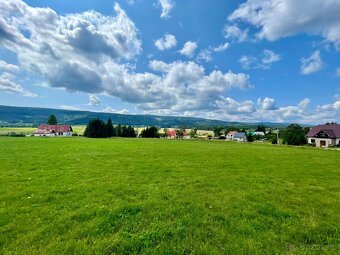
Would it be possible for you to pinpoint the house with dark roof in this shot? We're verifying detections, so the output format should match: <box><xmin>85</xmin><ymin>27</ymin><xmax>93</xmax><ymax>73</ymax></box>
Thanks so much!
<box><xmin>33</xmin><ymin>124</ymin><xmax>73</xmax><ymax>137</ymax></box>
<box><xmin>306</xmin><ymin>124</ymin><xmax>340</xmax><ymax>147</ymax></box>
<box><xmin>233</xmin><ymin>132</ymin><xmax>247</xmax><ymax>142</ymax></box>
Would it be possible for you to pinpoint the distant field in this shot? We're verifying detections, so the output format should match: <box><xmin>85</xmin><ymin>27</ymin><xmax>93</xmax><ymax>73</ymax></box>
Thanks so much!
<box><xmin>0</xmin><ymin>126</ymin><xmax>86</xmax><ymax>136</ymax></box>
<box><xmin>0</xmin><ymin>137</ymin><xmax>339</xmax><ymax>254</ymax></box>
<box><xmin>0</xmin><ymin>127</ymin><xmax>35</xmax><ymax>135</ymax></box>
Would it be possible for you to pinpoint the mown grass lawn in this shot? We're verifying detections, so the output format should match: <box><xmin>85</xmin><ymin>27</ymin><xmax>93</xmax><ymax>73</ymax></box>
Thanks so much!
<box><xmin>0</xmin><ymin>137</ymin><xmax>339</xmax><ymax>254</ymax></box>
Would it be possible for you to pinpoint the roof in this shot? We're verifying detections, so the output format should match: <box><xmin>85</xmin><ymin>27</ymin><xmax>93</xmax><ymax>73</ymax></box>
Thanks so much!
<box><xmin>306</xmin><ymin>124</ymin><xmax>340</xmax><ymax>139</ymax></box>
<box><xmin>227</xmin><ymin>131</ymin><xmax>237</xmax><ymax>136</ymax></box>
<box><xmin>34</xmin><ymin>124</ymin><xmax>72</xmax><ymax>134</ymax></box>
<box><xmin>234</xmin><ymin>132</ymin><xmax>246</xmax><ymax>138</ymax></box>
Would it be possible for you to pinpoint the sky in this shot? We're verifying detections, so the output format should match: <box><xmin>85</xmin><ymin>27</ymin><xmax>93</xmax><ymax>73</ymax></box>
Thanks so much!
<box><xmin>0</xmin><ymin>0</ymin><xmax>339</xmax><ymax>124</ymax></box>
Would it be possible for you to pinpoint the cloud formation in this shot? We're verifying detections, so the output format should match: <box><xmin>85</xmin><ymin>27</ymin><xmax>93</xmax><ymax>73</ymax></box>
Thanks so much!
<box><xmin>89</xmin><ymin>95</ymin><xmax>101</xmax><ymax>106</ymax></box>
<box><xmin>228</xmin><ymin>0</ymin><xmax>340</xmax><ymax>49</ymax></box>
<box><xmin>301</xmin><ymin>51</ymin><xmax>324</xmax><ymax>75</ymax></box>
<box><xmin>158</xmin><ymin>0</ymin><xmax>175</xmax><ymax>19</ymax></box>
<box><xmin>179</xmin><ymin>41</ymin><xmax>197</xmax><ymax>58</ymax></box>
<box><xmin>240</xmin><ymin>50</ymin><xmax>281</xmax><ymax>69</ymax></box>
<box><xmin>155</xmin><ymin>34</ymin><xmax>177</xmax><ymax>50</ymax></box>
<box><xmin>0</xmin><ymin>73</ymin><xmax>37</xmax><ymax>97</ymax></box>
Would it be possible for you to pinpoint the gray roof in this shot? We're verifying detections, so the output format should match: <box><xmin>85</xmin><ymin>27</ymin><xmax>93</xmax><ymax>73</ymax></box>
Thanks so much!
<box><xmin>234</xmin><ymin>132</ymin><xmax>246</xmax><ymax>138</ymax></box>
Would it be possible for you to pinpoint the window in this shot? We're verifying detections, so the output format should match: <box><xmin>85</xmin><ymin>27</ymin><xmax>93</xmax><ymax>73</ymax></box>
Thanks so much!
<box><xmin>320</xmin><ymin>140</ymin><xmax>326</xmax><ymax>146</ymax></box>
<box><xmin>311</xmin><ymin>139</ymin><xmax>315</xmax><ymax>143</ymax></box>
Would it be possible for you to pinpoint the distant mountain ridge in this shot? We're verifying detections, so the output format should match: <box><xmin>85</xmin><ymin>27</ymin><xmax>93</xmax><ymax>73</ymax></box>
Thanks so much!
<box><xmin>0</xmin><ymin>105</ymin><xmax>288</xmax><ymax>128</ymax></box>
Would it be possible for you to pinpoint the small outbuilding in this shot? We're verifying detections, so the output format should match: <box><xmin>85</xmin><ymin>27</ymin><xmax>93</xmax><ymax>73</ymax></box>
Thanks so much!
<box><xmin>33</xmin><ymin>124</ymin><xmax>73</xmax><ymax>137</ymax></box>
<box><xmin>306</xmin><ymin>124</ymin><xmax>340</xmax><ymax>147</ymax></box>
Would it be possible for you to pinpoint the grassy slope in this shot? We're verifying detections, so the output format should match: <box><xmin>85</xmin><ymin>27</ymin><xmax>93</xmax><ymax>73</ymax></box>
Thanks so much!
<box><xmin>0</xmin><ymin>138</ymin><xmax>339</xmax><ymax>254</ymax></box>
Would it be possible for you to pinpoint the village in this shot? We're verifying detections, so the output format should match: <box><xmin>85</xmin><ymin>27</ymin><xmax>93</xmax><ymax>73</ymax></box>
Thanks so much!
<box><xmin>31</xmin><ymin>116</ymin><xmax>340</xmax><ymax>148</ymax></box>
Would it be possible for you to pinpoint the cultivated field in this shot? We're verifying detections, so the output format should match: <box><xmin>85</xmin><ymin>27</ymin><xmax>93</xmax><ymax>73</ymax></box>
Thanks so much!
<box><xmin>0</xmin><ymin>137</ymin><xmax>339</xmax><ymax>254</ymax></box>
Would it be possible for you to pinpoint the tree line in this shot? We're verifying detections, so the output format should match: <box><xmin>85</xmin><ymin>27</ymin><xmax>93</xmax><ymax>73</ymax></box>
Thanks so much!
<box><xmin>84</xmin><ymin>118</ymin><xmax>136</xmax><ymax>138</ymax></box>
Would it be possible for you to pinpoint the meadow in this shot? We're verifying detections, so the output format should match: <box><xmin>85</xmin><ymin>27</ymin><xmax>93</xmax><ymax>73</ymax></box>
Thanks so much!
<box><xmin>0</xmin><ymin>137</ymin><xmax>339</xmax><ymax>254</ymax></box>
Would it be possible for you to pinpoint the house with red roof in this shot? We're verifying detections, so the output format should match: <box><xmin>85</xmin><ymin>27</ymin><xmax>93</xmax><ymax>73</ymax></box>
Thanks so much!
<box><xmin>33</xmin><ymin>124</ymin><xmax>73</xmax><ymax>137</ymax></box>
<box><xmin>306</xmin><ymin>124</ymin><xmax>340</xmax><ymax>147</ymax></box>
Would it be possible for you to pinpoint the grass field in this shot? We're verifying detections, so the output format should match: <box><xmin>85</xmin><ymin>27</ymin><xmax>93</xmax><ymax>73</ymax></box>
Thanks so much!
<box><xmin>0</xmin><ymin>137</ymin><xmax>339</xmax><ymax>254</ymax></box>
<box><xmin>0</xmin><ymin>126</ymin><xmax>86</xmax><ymax>136</ymax></box>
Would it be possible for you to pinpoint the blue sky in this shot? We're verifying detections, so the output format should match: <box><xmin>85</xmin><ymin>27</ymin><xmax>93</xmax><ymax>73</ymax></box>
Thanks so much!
<box><xmin>0</xmin><ymin>0</ymin><xmax>339</xmax><ymax>124</ymax></box>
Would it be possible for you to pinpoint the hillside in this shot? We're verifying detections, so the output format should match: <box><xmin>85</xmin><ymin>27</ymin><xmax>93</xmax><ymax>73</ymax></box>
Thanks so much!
<box><xmin>0</xmin><ymin>105</ymin><xmax>286</xmax><ymax>129</ymax></box>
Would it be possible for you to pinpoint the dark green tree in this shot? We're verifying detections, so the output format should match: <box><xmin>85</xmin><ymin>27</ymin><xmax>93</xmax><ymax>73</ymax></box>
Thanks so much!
<box><xmin>246</xmin><ymin>132</ymin><xmax>254</xmax><ymax>142</ymax></box>
<box><xmin>140</xmin><ymin>126</ymin><xmax>160</xmax><ymax>138</ymax></box>
<box><xmin>84</xmin><ymin>118</ymin><xmax>107</xmax><ymax>138</ymax></box>
<box><xmin>106</xmin><ymin>118</ymin><xmax>114</xmax><ymax>137</ymax></box>
<box><xmin>47</xmin><ymin>114</ymin><xmax>58</xmax><ymax>125</ymax></box>
<box><xmin>212</xmin><ymin>126</ymin><xmax>224</xmax><ymax>138</ymax></box>
<box><xmin>116</xmin><ymin>124</ymin><xmax>122</xmax><ymax>137</ymax></box>
<box><xmin>282</xmin><ymin>124</ymin><xmax>307</xmax><ymax>145</ymax></box>
<box><xmin>256</xmin><ymin>124</ymin><xmax>266</xmax><ymax>134</ymax></box>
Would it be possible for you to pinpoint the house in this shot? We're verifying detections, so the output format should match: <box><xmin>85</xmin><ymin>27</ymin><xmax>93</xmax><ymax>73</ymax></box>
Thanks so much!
<box><xmin>306</xmin><ymin>124</ymin><xmax>340</xmax><ymax>147</ymax></box>
<box><xmin>226</xmin><ymin>131</ymin><xmax>237</xmax><ymax>141</ymax></box>
<box><xmin>252</xmin><ymin>131</ymin><xmax>265</xmax><ymax>136</ymax></box>
<box><xmin>233</xmin><ymin>132</ymin><xmax>247</xmax><ymax>142</ymax></box>
<box><xmin>166</xmin><ymin>129</ymin><xmax>189</xmax><ymax>139</ymax></box>
<box><xmin>33</xmin><ymin>124</ymin><xmax>73</xmax><ymax>137</ymax></box>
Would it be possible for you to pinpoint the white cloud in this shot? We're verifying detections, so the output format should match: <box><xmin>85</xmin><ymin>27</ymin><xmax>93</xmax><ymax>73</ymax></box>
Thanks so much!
<box><xmin>223</xmin><ymin>25</ymin><xmax>248</xmax><ymax>42</ymax></box>
<box><xmin>89</xmin><ymin>95</ymin><xmax>101</xmax><ymax>106</ymax></box>
<box><xmin>223</xmin><ymin>97</ymin><xmax>255</xmax><ymax>114</ymax></box>
<box><xmin>0</xmin><ymin>73</ymin><xmax>37</xmax><ymax>97</ymax></box>
<box><xmin>239</xmin><ymin>50</ymin><xmax>281</xmax><ymax>69</ymax></box>
<box><xmin>154</xmin><ymin>33</ymin><xmax>177</xmax><ymax>50</ymax></box>
<box><xmin>213</xmin><ymin>43</ymin><xmax>230</xmax><ymax>52</ymax></box>
<box><xmin>158</xmin><ymin>0</ymin><xmax>175</xmax><ymax>19</ymax></box>
<box><xmin>257</xmin><ymin>97</ymin><xmax>277</xmax><ymax>110</ymax></box>
<box><xmin>103</xmin><ymin>107</ymin><xmax>129</xmax><ymax>114</ymax></box>
<box><xmin>228</xmin><ymin>0</ymin><xmax>340</xmax><ymax>50</ymax></box>
<box><xmin>0</xmin><ymin>60</ymin><xmax>19</xmax><ymax>72</ymax></box>
<box><xmin>179</xmin><ymin>41</ymin><xmax>197</xmax><ymax>58</ymax></box>
<box><xmin>196</xmin><ymin>49</ymin><xmax>212</xmax><ymax>63</ymax></box>
<box><xmin>301</xmin><ymin>51</ymin><xmax>324</xmax><ymax>75</ymax></box>
<box><xmin>60</xmin><ymin>105</ymin><xmax>82</xmax><ymax>111</ymax></box>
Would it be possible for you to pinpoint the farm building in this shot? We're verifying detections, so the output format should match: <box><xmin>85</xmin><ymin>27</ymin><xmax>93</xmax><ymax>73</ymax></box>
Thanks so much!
<box><xmin>306</xmin><ymin>124</ymin><xmax>340</xmax><ymax>147</ymax></box>
<box><xmin>33</xmin><ymin>124</ymin><xmax>73</xmax><ymax>137</ymax></box>
<box><xmin>233</xmin><ymin>132</ymin><xmax>247</xmax><ymax>142</ymax></box>
<box><xmin>226</xmin><ymin>131</ymin><xmax>237</xmax><ymax>140</ymax></box>
<box><xmin>226</xmin><ymin>131</ymin><xmax>247</xmax><ymax>142</ymax></box>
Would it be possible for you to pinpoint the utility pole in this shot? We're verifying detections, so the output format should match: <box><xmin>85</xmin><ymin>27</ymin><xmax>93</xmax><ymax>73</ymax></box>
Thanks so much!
<box><xmin>277</xmin><ymin>129</ymin><xmax>279</xmax><ymax>145</ymax></box>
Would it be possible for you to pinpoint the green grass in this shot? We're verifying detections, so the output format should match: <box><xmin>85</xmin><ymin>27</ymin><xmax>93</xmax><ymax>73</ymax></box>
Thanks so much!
<box><xmin>0</xmin><ymin>137</ymin><xmax>339</xmax><ymax>254</ymax></box>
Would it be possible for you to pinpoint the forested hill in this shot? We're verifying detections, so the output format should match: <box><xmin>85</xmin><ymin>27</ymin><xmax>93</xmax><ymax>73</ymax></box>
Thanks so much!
<box><xmin>0</xmin><ymin>105</ymin><xmax>286</xmax><ymax>128</ymax></box>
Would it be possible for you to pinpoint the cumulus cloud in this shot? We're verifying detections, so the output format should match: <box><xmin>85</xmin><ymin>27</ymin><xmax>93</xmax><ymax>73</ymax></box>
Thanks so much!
<box><xmin>228</xmin><ymin>0</ymin><xmax>340</xmax><ymax>49</ymax></box>
<box><xmin>103</xmin><ymin>107</ymin><xmax>129</xmax><ymax>114</ymax></box>
<box><xmin>196</xmin><ymin>49</ymin><xmax>212</xmax><ymax>63</ymax></box>
<box><xmin>89</xmin><ymin>95</ymin><xmax>101</xmax><ymax>106</ymax></box>
<box><xmin>224</xmin><ymin>25</ymin><xmax>248</xmax><ymax>42</ymax></box>
<box><xmin>257</xmin><ymin>97</ymin><xmax>277</xmax><ymax>110</ymax></box>
<box><xmin>154</xmin><ymin>33</ymin><xmax>177</xmax><ymax>50</ymax></box>
<box><xmin>301</xmin><ymin>51</ymin><xmax>324</xmax><ymax>75</ymax></box>
<box><xmin>0</xmin><ymin>73</ymin><xmax>37</xmax><ymax>97</ymax></box>
<box><xmin>0</xmin><ymin>0</ymin><xmax>141</xmax><ymax>94</ymax></box>
<box><xmin>158</xmin><ymin>0</ymin><xmax>175</xmax><ymax>19</ymax></box>
<box><xmin>240</xmin><ymin>50</ymin><xmax>281</xmax><ymax>69</ymax></box>
<box><xmin>179</xmin><ymin>41</ymin><xmax>197</xmax><ymax>58</ymax></box>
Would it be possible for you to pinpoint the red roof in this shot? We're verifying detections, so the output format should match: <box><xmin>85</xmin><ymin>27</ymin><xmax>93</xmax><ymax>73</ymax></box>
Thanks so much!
<box><xmin>34</xmin><ymin>124</ymin><xmax>72</xmax><ymax>134</ymax></box>
<box><xmin>306</xmin><ymin>124</ymin><xmax>340</xmax><ymax>138</ymax></box>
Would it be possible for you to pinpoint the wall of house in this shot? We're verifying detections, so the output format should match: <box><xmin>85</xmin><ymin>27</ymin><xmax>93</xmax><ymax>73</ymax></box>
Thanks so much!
<box><xmin>308</xmin><ymin>137</ymin><xmax>335</xmax><ymax>147</ymax></box>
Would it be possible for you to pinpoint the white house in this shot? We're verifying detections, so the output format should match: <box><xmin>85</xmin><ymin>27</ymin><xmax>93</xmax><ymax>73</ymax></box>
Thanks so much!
<box><xmin>33</xmin><ymin>124</ymin><xmax>73</xmax><ymax>137</ymax></box>
<box><xmin>306</xmin><ymin>124</ymin><xmax>340</xmax><ymax>147</ymax></box>
<box><xmin>226</xmin><ymin>131</ymin><xmax>237</xmax><ymax>141</ymax></box>
<box><xmin>233</xmin><ymin>132</ymin><xmax>247</xmax><ymax>142</ymax></box>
